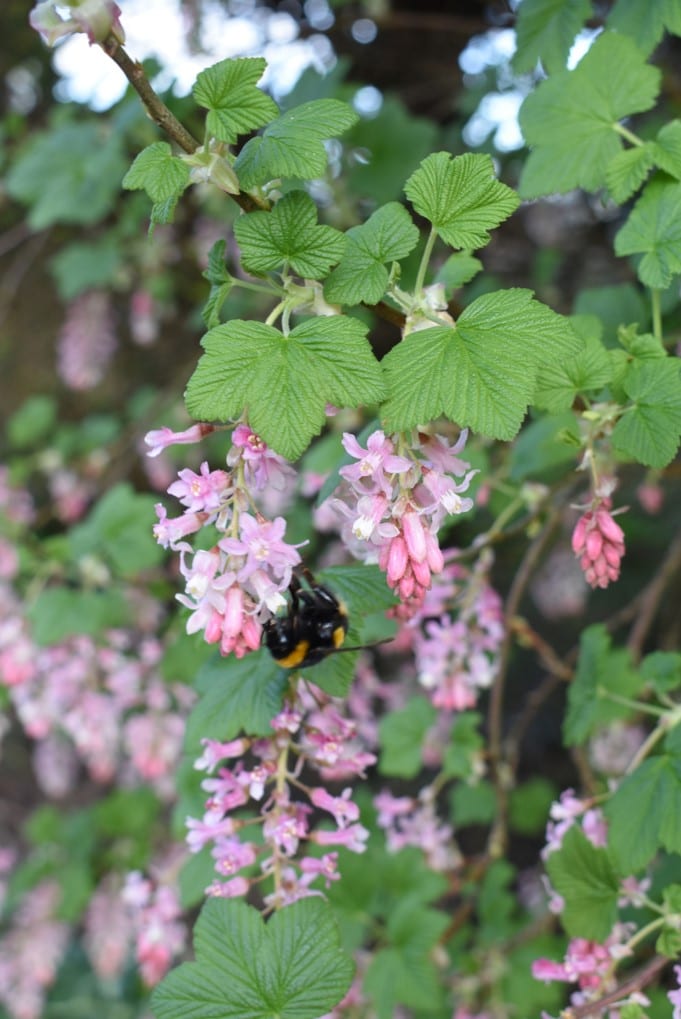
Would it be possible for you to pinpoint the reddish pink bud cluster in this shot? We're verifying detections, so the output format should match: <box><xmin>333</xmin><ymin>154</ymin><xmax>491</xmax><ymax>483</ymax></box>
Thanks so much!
<box><xmin>571</xmin><ymin>498</ymin><xmax>626</xmax><ymax>589</ymax></box>
<box><xmin>321</xmin><ymin>428</ymin><xmax>477</xmax><ymax>617</ymax></box>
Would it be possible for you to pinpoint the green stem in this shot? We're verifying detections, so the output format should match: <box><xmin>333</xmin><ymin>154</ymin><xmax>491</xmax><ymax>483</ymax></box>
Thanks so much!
<box><xmin>651</xmin><ymin>288</ymin><xmax>662</xmax><ymax>343</ymax></box>
<box><xmin>626</xmin><ymin>721</ymin><xmax>667</xmax><ymax>774</ymax></box>
<box><xmin>597</xmin><ymin>688</ymin><xmax>665</xmax><ymax>717</ymax></box>
<box><xmin>612</xmin><ymin>122</ymin><xmax>645</xmax><ymax>147</ymax></box>
<box><xmin>265</xmin><ymin>301</ymin><xmax>286</xmax><ymax>327</ymax></box>
<box><xmin>235</xmin><ymin>278</ymin><xmax>284</xmax><ymax>298</ymax></box>
<box><xmin>625</xmin><ymin>916</ymin><xmax>665</xmax><ymax>953</ymax></box>
<box><xmin>414</xmin><ymin>225</ymin><xmax>438</xmax><ymax>295</ymax></box>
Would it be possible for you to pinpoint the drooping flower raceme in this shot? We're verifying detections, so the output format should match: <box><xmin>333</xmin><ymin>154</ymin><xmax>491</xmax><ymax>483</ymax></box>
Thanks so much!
<box><xmin>320</xmin><ymin>428</ymin><xmax>477</xmax><ymax>617</ymax></box>
<box><xmin>148</xmin><ymin>422</ymin><xmax>301</xmax><ymax>658</ymax></box>
<box><xmin>532</xmin><ymin>925</ymin><xmax>642</xmax><ymax>1016</ymax></box>
<box><xmin>186</xmin><ymin>680</ymin><xmax>372</xmax><ymax>907</ymax></box>
<box><xmin>571</xmin><ymin>495</ymin><xmax>626</xmax><ymax>590</ymax></box>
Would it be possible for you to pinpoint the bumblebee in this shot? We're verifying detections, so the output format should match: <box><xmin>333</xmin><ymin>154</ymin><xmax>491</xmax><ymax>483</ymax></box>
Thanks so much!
<box><xmin>264</xmin><ymin>569</ymin><xmax>350</xmax><ymax>669</ymax></box>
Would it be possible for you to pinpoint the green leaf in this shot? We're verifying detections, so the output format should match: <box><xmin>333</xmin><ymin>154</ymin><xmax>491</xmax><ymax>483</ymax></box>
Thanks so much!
<box><xmin>641</xmin><ymin>651</ymin><xmax>681</xmax><ymax>696</ymax></box>
<box><xmin>404</xmin><ymin>152</ymin><xmax>519</xmax><ymax>249</ymax></box>
<box><xmin>435</xmin><ymin>252</ymin><xmax>483</xmax><ymax>292</ymax></box>
<box><xmin>605</xmin><ymin>143</ymin><xmax>656</xmax><ymax>204</ymax></box>
<box><xmin>545</xmin><ymin>826</ymin><xmax>620</xmax><ymax>941</ymax></box>
<box><xmin>151</xmin><ymin>898</ymin><xmax>354</xmax><ymax>1019</ymax></box>
<box><xmin>378</xmin><ymin>697</ymin><xmax>437</xmax><ymax>778</ymax></box>
<box><xmin>478</xmin><ymin>860</ymin><xmax>517</xmax><ymax>945</ymax></box>
<box><xmin>451</xmin><ymin>780</ymin><xmax>497</xmax><ymax>827</ymax></box>
<box><xmin>612</xmin><ymin>358</ymin><xmax>681</xmax><ymax>468</ymax></box>
<box><xmin>509</xmin><ymin>777</ymin><xmax>557</xmax><ymax>836</ymax></box>
<box><xmin>534</xmin><ymin>315</ymin><xmax>612</xmax><ymax>412</ymax></box>
<box><xmin>607</xmin><ymin>0</ymin><xmax>681</xmax><ymax>57</ymax></box>
<box><xmin>193</xmin><ymin>57</ymin><xmax>279</xmax><ymax>143</ymax></box>
<box><xmin>123</xmin><ymin>141</ymin><xmax>190</xmax><ymax>223</ymax></box>
<box><xmin>233</xmin><ymin>191</ymin><xmax>345</xmax><ymax>278</ymax></box>
<box><xmin>179</xmin><ymin>848</ymin><xmax>218</xmax><ymax>910</ymax></box>
<box><xmin>615</xmin><ymin>177</ymin><xmax>681</xmax><ymax>288</ymax></box>
<box><xmin>201</xmin><ymin>239</ymin><xmax>235</xmax><ymax>328</ymax></box>
<box><xmin>518</xmin><ymin>32</ymin><xmax>660</xmax><ymax>198</ymax></box>
<box><xmin>381</xmin><ymin>289</ymin><xmax>581</xmax><ymax>439</ymax></box>
<box><xmin>508</xmin><ymin>412</ymin><xmax>578</xmax><ymax>482</ymax></box>
<box><xmin>234</xmin><ymin>99</ymin><xmax>358</xmax><ymax>188</ymax></box>
<box><xmin>7</xmin><ymin>395</ymin><xmax>57</xmax><ymax>449</ymax></box>
<box><xmin>573</xmin><ymin>283</ymin><xmax>649</xmax><ymax>345</ymax></box>
<box><xmin>49</xmin><ymin>239</ymin><xmax>123</xmax><ymax>301</ymax></box>
<box><xmin>564</xmin><ymin>625</ymin><xmax>641</xmax><ymax>746</ymax></box>
<box><xmin>186</xmin><ymin>651</ymin><xmax>289</xmax><ymax>750</ymax></box>
<box><xmin>68</xmin><ymin>483</ymin><xmax>165</xmax><ymax>577</ymax></box>
<box><xmin>652</xmin><ymin>120</ymin><xmax>681</xmax><ymax>179</ymax></box>
<box><xmin>323</xmin><ymin>202</ymin><xmax>419</xmax><ymax>305</ymax></box>
<box><xmin>442</xmin><ymin>712</ymin><xmax>484</xmax><ymax>779</ymax></box>
<box><xmin>185</xmin><ymin>317</ymin><xmax>384</xmax><ymax>460</ymax></box>
<box><xmin>513</xmin><ymin>0</ymin><xmax>590</xmax><ymax>74</ymax></box>
<box><xmin>364</xmin><ymin>901</ymin><xmax>448</xmax><ymax>1017</ymax></box>
<box><xmin>6</xmin><ymin>121</ymin><xmax>127</xmax><ymax>228</ymax></box>
<box><xmin>605</xmin><ymin>755</ymin><xmax>681</xmax><ymax>873</ymax></box>
<box><xmin>27</xmin><ymin>587</ymin><xmax>129</xmax><ymax>644</ymax></box>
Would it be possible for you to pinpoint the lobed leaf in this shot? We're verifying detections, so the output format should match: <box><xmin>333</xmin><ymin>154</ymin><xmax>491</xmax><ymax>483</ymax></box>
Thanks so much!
<box><xmin>234</xmin><ymin>99</ymin><xmax>358</xmax><ymax>188</ymax></box>
<box><xmin>234</xmin><ymin>190</ymin><xmax>345</xmax><ymax>278</ymax></box>
<box><xmin>185</xmin><ymin>317</ymin><xmax>384</xmax><ymax>460</ymax></box>
<box><xmin>606</xmin><ymin>755</ymin><xmax>681</xmax><ymax>873</ymax></box>
<box><xmin>152</xmin><ymin>898</ymin><xmax>354</xmax><ymax>1019</ymax></box>
<box><xmin>563</xmin><ymin>625</ymin><xmax>641</xmax><ymax>746</ymax></box>
<box><xmin>518</xmin><ymin>32</ymin><xmax>660</xmax><ymax>197</ymax></box>
<box><xmin>324</xmin><ymin>202</ymin><xmax>419</xmax><ymax>305</ymax></box>
<box><xmin>123</xmin><ymin>141</ymin><xmax>190</xmax><ymax>201</ymax></box>
<box><xmin>614</xmin><ymin>177</ymin><xmax>681</xmax><ymax>288</ymax></box>
<box><xmin>612</xmin><ymin>357</ymin><xmax>681</xmax><ymax>468</ymax></box>
<box><xmin>381</xmin><ymin>289</ymin><xmax>581</xmax><ymax>439</ymax></box>
<box><xmin>193</xmin><ymin>57</ymin><xmax>278</xmax><ymax>143</ymax></box>
<box><xmin>534</xmin><ymin>316</ymin><xmax>612</xmax><ymax>412</ymax></box>
<box><xmin>545</xmin><ymin>827</ymin><xmax>620</xmax><ymax>941</ymax></box>
<box><xmin>607</xmin><ymin>0</ymin><xmax>681</xmax><ymax>57</ymax></box>
<box><xmin>404</xmin><ymin>152</ymin><xmax>519</xmax><ymax>249</ymax></box>
<box><xmin>513</xmin><ymin>0</ymin><xmax>591</xmax><ymax>74</ymax></box>
<box><xmin>605</xmin><ymin>144</ymin><xmax>656</xmax><ymax>204</ymax></box>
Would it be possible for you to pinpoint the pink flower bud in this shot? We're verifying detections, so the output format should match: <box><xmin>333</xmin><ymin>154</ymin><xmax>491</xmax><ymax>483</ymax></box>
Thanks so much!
<box><xmin>402</xmin><ymin>511</ymin><xmax>427</xmax><ymax>562</ymax></box>
<box><xmin>386</xmin><ymin>535</ymin><xmax>408</xmax><ymax>584</ymax></box>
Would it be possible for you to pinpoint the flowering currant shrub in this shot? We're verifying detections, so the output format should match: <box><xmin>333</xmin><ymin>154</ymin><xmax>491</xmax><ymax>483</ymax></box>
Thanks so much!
<box><xmin>2</xmin><ymin>0</ymin><xmax>681</xmax><ymax>1017</ymax></box>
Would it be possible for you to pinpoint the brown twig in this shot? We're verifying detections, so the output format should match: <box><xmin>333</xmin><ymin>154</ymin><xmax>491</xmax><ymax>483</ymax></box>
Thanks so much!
<box><xmin>564</xmin><ymin>954</ymin><xmax>669</xmax><ymax>1018</ymax></box>
<box><xmin>100</xmin><ymin>36</ymin><xmax>266</xmax><ymax>213</ymax></box>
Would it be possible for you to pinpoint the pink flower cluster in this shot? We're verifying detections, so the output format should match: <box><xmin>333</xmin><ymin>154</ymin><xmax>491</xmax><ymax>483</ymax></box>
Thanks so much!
<box><xmin>572</xmin><ymin>496</ymin><xmax>626</xmax><ymax>590</ymax></box>
<box><xmin>121</xmin><ymin>870</ymin><xmax>187</xmax><ymax>986</ymax></box>
<box><xmin>186</xmin><ymin>681</ymin><xmax>374</xmax><ymax>907</ymax></box>
<box><xmin>321</xmin><ymin>428</ymin><xmax>477</xmax><ymax>617</ymax></box>
<box><xmin>374</xmin><ymin>789</ymin><xmax>460</xmax><ymax>873</ymax></box>
<box><xmin>409</xmin><ymin>550</ymin><xmax>503</xmax><ymax>711</ymax></box>
<box><xmin>542</xmin><ymin>788</ymin><xmax>608</xmax><ymax>860</ymax></box>
<box><xmin>56</xmin><ymin>291</ymin><xmax>118</xmax><ymax>391</ymax></box>
<box><xmin>0</xmin><ymin>578</ymin><xmax>190</xmax><ymax>797</ymax></box>
<box><xmin>148</xmin><ymin>423</ymin><xmax>301</xmax><ymax>658</ymax></box>
<box><xmin>532</xmin><ymin>926</ymin><xmax>640</xmax><ymax>1015</ymax></box>
<box><xmin>0</xmin><ymin>881</ymin><xmax>70</xmax><ymax>1019</ymax></box>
